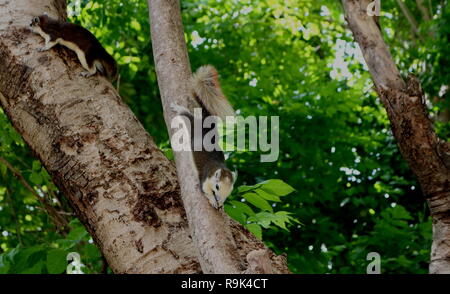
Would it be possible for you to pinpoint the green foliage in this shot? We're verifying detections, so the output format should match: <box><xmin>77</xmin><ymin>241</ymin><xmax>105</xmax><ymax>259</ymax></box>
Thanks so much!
<box><xmin>0</xmin><ymin>220</ymin><xmax>103</xmax><ymax>273</ymax></box>
<box><xmin>0</xmin><ymin>0</ymin><xmax>446</xmax><ymax>273</ymax></box>
<box><xmin>225</xmin><ymin>180</ymin><xmax>299</xmax><ymax>239</ymax></box>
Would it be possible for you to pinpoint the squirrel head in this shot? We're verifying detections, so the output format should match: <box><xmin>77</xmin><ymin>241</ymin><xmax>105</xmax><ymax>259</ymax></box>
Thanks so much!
<box><xmin>202</xmin><ymin>168</ymin><xmax>236</xmax><ymax>209</ymax></box>
<box><xmin>30</xmin><ymin>14</ymin><xmax>50</xmax><ymax>28</ymax></box>
<box><xmin>29</xmin><ymin>14</ymin><xmax>52</xmax><ymax>35</ymax></box>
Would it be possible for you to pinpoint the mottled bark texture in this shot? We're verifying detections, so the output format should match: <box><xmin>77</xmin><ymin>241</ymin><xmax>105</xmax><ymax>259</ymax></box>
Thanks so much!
<box><xmin>342</xmin><ymin>0</ymin><xmax>450</xmax><ymax>273</ymax></box>
<box><xmin>0</xmin><ymin>0</ymin><xmax>201</xmax><ymax>273</ymax></box>
<box><xmin>148</xmin><ymin>0</ymin><xmax>290</xmax><ymax>274</ymax></box>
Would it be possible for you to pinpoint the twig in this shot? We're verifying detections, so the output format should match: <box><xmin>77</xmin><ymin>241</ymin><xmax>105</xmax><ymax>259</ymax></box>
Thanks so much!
<box><xmin>0</xmin><ymin>156</ymin><xmax>68</xmax><ymax>231</ymax></box>
<box><xmin>416</xmin><ymin>0</ymin><xmax>431</xmax><ymax>21</ymax></box>
<box><xmin>5</xmin><ymin>187</ymin><xmax>23</xmax><ymax>246</ymax></box>
<box><xmin>395</xmin><ymin>0</ymin><xmax>424</xmax><ymax>41</ymax></box>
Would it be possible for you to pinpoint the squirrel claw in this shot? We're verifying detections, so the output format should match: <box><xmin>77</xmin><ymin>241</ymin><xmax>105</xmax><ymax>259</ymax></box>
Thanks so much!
<box><xmin>80</xmin><ymin>72</ymin><xmax>95</xmax><ymax>78</ymax></box>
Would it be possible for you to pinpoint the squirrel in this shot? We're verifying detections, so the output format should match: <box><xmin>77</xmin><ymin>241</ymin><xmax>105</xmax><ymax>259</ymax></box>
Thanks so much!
<box><xmin>171</xmin><ymin>65</ymin><xmax>236</xmax><ymax>209</ymax></box>
<box><xmin>29</xmin><ymin>14</ymin><xmax>118</xmax><ymax>82</ymax></box>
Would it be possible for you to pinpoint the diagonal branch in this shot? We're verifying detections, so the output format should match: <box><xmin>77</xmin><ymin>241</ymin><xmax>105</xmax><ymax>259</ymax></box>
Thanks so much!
<box><xmin>395</xmin><ymin>0</ymin><xmax>423</xmax><ymax>40</ymax></box>
<box><xmin>416</xmin><ymin>0</ymin><xmax>432</xmax><ymax>21</ymax></box>
<box><xmin>0</xmin><ymin>156</ymin><xmax>68</xmax><ymax>231</ymax></box>
<box><xmin>5</xmin><ymin>187</ymin><xmax>23</xmax><ymax>246</ymax></box>
<box><xmin>147</xmin><ymin>0</ymin><xmax>290</xmax><ymax>273</ymax></box>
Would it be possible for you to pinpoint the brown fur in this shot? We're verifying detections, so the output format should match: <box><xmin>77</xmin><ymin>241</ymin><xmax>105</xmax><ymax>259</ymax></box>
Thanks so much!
<box><xmin>170</xmin><ymin>66</ymin><xmax>236</xmax><ymax>208</ymax></box>
<box><xmin>30</xmin><ymin>15</ymin><xmax>118</xmax><ymax>81</ymax></box>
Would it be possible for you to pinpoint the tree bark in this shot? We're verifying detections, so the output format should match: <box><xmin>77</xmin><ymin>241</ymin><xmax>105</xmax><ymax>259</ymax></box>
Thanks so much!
<box><xmin>147</xmin><ymin>0</ymin><xmax>290</xmax><ymax>273</ymax></box>
<box><xmin>342</xmin><ymin>0</ymin><xmax>450</xmax><ymax>274</ymax></box>
<box><xmin>0</xmin><ymin>0</ymin><xmax>200</xmax><ymax>274</ymax></box>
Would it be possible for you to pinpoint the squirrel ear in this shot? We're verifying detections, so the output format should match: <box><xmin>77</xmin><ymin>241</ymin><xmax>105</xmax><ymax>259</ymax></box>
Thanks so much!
<box><xmin>214</xmin><ymin>169</ymin><xmax>221</xmax><ymax>179</ymax></box>
<box><xmin>232</xmin><ymin>170</ymin><xmax>238</xmax><ymax>183</ymax></box>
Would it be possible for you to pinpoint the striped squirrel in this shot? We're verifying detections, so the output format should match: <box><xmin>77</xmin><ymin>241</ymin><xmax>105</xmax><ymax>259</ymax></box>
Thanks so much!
<box><xmin>30</xmin><ymin>14</ymin><xmax>118</xmax><ymax>82</ymax></box>
<box><xmin>171</xmin><ymin>65</ymin><xmax>236</xmax><ymax>209</ymax></box>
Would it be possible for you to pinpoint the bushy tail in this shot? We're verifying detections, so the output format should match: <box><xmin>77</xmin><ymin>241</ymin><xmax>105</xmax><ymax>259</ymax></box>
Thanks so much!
<box><xmin>191</xmin><ymin>65</ymin><xmax>234</xmax><ymax>121</ymax></box>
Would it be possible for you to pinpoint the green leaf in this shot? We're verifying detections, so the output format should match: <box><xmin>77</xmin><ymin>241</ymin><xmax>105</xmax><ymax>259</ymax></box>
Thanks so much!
<box><xmin>387</xmin><ymin>205</ymin><xmax>413</xmax><ymax>221</ymax></box>
<box><xmin>242</xmin><ymin>192</ymin><xmax>273</xmax><ymax>212</ymax></box>
<box><xmin>224</xmin><ymin>204</ymin><xmax>246</xmax><ymax>225</ymax></box>
<box><xmin>130</xmin><ymin>19</ymin><xmax>141</xmax><ymax>31</ymax></box>
<box><xmin>248</xmin><ymin>213</ymin><xmax>272</xmax><ymax>229</ymax></box>
<box><xmin>0</xmin><ymin>255</ymin><xmax>10</xmax><ymax>274</ymax></box>
<box><xmin>32</xmin><ymin>160</ymin><xmax>41</xmax><ymax>171</ymax></box>
<box><xmin>229</xmin><ymin>200</ymin><xmax>255</xmax><ymax>216</ymax></box>
<box><xmin>237</xmin><ymin>184</ymin><xmax>260</xmax><ymax>194</ymax></box>
<box><xmin>245</xmin><ymin>223</ymin><xmax>262</xmax><ymax>240</ymax></box>
<box><xmin>85</xmin><ymin>244</ymin><xmax>101</xmax><ymax>260</ymax></box>
<box><xmin>20</xmin><ymin>261</ymin><xmax>44</xmax><ymax>274</ymax></box>
<box><xmin>259</xmin><ymin>179</ymin><xmax>295</xmax><ymax>196</ymax></box>
<box><xmin>47</xmin><ymin>249</ymin><xmax>68</xmax><ymax>274</ymax></box>
<box><xmin>66</xmin><ymin>226</ymin><xmax>88</xmax><ymax>241</ymax></box>
<box><xmin>11</xmin><ymin>247</ymin><xmax>45</xmax><ymax>273</ymax></box>
<box><xmin>29</xmin><ymin>172</ymin><xmax>43</xmax><ymax>185</ymax></box>
<box><xmin>254</xmin><ymin>188</ymin><xmax>281</xmax><ymax>202</ymax></box>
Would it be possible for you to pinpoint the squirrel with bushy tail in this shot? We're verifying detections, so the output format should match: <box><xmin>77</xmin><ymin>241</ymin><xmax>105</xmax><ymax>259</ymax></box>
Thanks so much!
<box><xmin>171</xmin><ymin>65</ymin><xmax>236</xmax><ymax>209</ymax></box>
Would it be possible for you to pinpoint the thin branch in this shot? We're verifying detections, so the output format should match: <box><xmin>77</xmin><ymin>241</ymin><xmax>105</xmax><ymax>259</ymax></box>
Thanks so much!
<box><xmin>0</xmin><ymin>156</ymin><xmax>68</xmax><ymax>231</ymax></box>
<box><xmin>416</xmin><ymin>0</ymin><xmax>431</xmax><ymax>21</ymax></box>
<box><xmin>148</xmin><ymin>0</ymin><xmax>242</xmax><ymax>274</ymax></box>
<box><xmin>147</xmin><ymin>0</ymin><xmax>290</xmax><ymax>274</ymax></box>
<box><xmin>396</xmin><ymin>0</ymin><xmax>424</xmax><ymax>40</ymax></box>
<box><xmin>5</xmin><ymin>187</ymin><xmax>23</xmax><ymax>246</ymax></box>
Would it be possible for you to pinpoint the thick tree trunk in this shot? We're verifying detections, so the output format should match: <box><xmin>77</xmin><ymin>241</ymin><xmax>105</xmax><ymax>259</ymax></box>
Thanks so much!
<box><xmin>342</xmin><ymin>0</ymin><xmax>450</xmax><ymax>273</ymax></box>
<box><xmin>148</xmin><ymin>0</ymin><xmax>290</xmax><ymax>273</ymax></box>
<box><xmin>0</xmin><ymin>0</ymin><xmax>200</xmax><ymax>274</ymax></box>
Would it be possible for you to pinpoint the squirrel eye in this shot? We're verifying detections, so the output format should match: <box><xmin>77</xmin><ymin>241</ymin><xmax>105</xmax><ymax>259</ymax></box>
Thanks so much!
<box><xmin>33</xmin><ymin>17</ymin><xmax>39</xmax><ymax>23</ymax></box>
<box><xmin>215</xmin><ymin>184</ymin><xmax>219</xmax><ymax>190</ymax></box>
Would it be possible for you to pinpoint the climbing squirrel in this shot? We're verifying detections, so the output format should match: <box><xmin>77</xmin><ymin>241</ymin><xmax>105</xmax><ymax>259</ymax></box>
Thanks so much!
<box><xmin>171</xmin><ymin>65</ymin><xmax>236</xmax><ymax>209</ymax></box>
<box><xmin>29</xmin><ymin>14</ymin><xmax>118</xmax><ymax>82</ymax></box>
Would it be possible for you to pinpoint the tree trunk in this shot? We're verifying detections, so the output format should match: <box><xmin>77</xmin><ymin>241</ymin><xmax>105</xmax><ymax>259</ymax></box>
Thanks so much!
<box><xmin>0</xmin><ymin>0</ymin><xmax>200</xmax><ymax>274</ymax></box>
<box><xmin>342</xmin><ymin>0</ymin><xmax>450</xmax><ymax>274</ymax></box>
<box><xmin>147</xmin><ymin>0</ymin><xmax>290</xmax><ymax>273</ymax></box>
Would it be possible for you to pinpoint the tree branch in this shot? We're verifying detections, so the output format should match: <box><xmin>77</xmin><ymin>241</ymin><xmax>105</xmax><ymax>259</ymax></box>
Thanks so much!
<box><xmin>0</xmin><ymin>156</ymin><xmax>68</xmax><ymax>231</ymax></box>
<box><xmin>395</xmin><ymin>0</ymin><xmax>423</xmax><ymax>40</ymax></box>
<box><xmin>147</xmin><ymin>0</ymin><xmax>290</xmax><ymax>273</ymax></box>
<box><xmin>342</xmin><ymin>0</ymin><xmax>450</xmax><ymax>274</ymax></box>
<box><xmin>5</xmin><ymin>187</ymin><xmax>23</xmax><ymax>246</ymax></box>
<box><xmin>416</xmin><ymin>0</ymin><xmax>431</xmax><ymax>21</ymax></box>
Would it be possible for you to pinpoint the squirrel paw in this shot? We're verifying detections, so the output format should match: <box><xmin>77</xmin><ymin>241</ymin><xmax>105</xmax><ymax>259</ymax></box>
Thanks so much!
<box><xmin>206</xmin><ymin>195</ymin><xmax>222</xmax><ymax>210</ymax></box>
<box><xmin>80</xmin><ymin>71</ymin><xmax>95</xmax><ymax>78</ymax></box>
